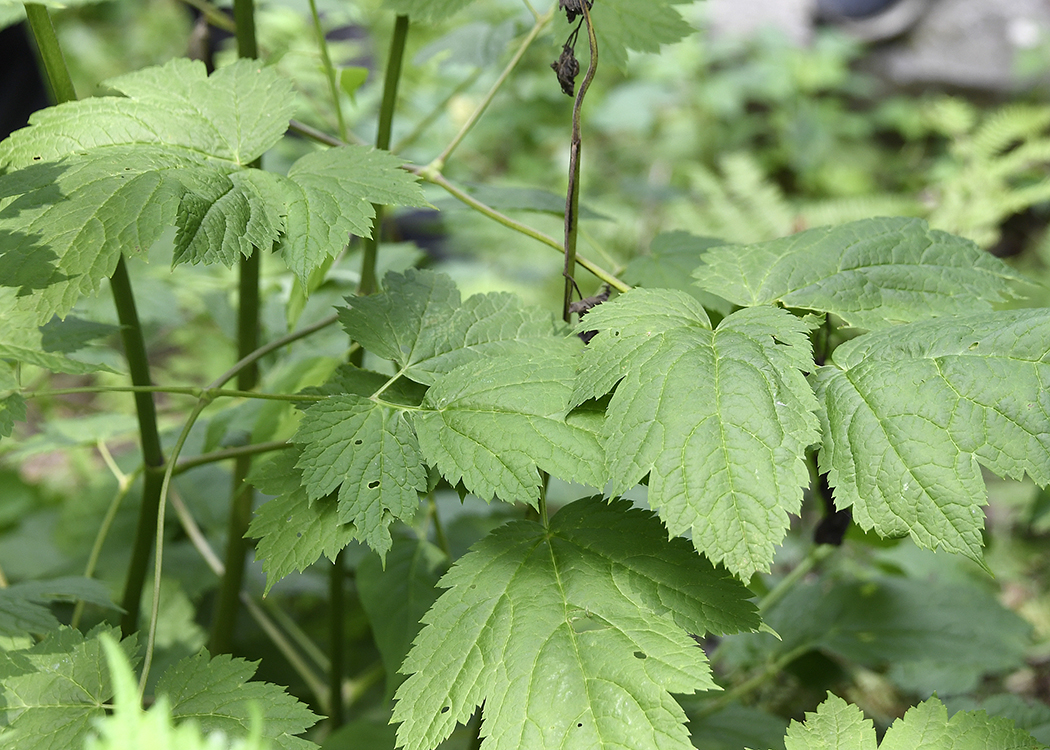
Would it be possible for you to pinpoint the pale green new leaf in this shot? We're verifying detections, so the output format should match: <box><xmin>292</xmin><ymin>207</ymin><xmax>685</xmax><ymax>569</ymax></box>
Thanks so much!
<box><xmin>393</xmin><ymin>497</ymin><xmax>760</xmax><ymax>750</ymax></box>
<box><xmin>357</xmin><ymin>537</ymin><xmax>447</xmax><ymax>698</ymax></box>
<box><xmin>277</xmin><ymin>147</ymin><xmax>427</xmax><ymax>286</ymax></box>
<box><xmin>0</xmin><ymin>626</ymin><xmax>139</xmax><ymax>750</ymax></box>
<box><xmin>0</xmin><ymin>576</ymin><xmax>117</xmax><ymax>636</ymax></box>
<box><xmin>694</xmin><ymin>217</ymin><xmax>1026</xmax><ymax>329</ymax></box>
<box><xmin>338</xmin><ymin>269</ymin><xmax>562</xmax><ymax>386</ymax></box>
<box><xmin>813</xmin><ymin>309</ymin><xmax>1050</xmax><ymax>562</ymax></box>
<box><xmin>414</xmin><ymin>338</ymin><xmax>605</xmax><ymax>506</ymax></box>
<box><xmin>774</xmin><ymin>694</ymin><xmax>1041</xmax><ymax>750</ymax></box>
<box><xmin>293</xmin><ymin>394</ymin><xmax>427</xmax><ymax>558</ymax></box>
<box><xmin>572</xmin><ymin>288</ymin><xmax>821</xmax><ymax>579</ymax></box>
<box><xmin>247</xmin><ymin>451</ymin><xmax>358</xmax><ymax>595</ymax></box>
<box><xmin>0</xmin><ymin>393</ymin><xmax>25</xmax><ymax>439</ymax></box>
<box><xmin>159</xmin><ymin>651</ymin><xmax>317</xmax><ymax>750</ymax></box>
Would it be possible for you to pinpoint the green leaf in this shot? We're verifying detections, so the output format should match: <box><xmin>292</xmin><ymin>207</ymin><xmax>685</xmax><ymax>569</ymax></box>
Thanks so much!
<box><xmin>693</xmin><ymin>217</ymin><xmax>1027</xmax><ymax>329</ymax></box>
<box><xmin>293</xmin><ymin>394</ymin><xmax>427</xmax><ymax>558</ymax></box>
<box><xmin>813</xmin><ymin>309</ymin><xmax>1050</xmax><ymax>562</ymax></box>
<box><xmin>587</xmin><ymin>0</ymin><xmax>695</xmax><ymax>72</ymax></box>
<box><xmin>357</xmin><ymin>537</ymin><xmax>447</xmax><ymax>698</ymax></box>
<box><xmin>88</xmin><ymin>636</ymin><xmax>271</xmax><ymax>749</ymax></box>
<box><xmin>159</xmin><ymin>651</ymin><xmax>318</xmax><ymax>750</ymax></box>
<box><xmin>0</xmin><ymin>393</ymin><xmax>25</xmax><ymax>440</ymax></box>
<box><xmin>392</xmin><ymin>497</ymin><xmax>759</xmax><ymax>750</ymax></box>
<box><xmin>246</xmin><ymin>451</ymin><xmax>358</xmax><ymax>595</ymax></box>
<box><xmin>0</xmin><ymin>576</ymin><xmax>117</xmax><ymax>636</ymax></box>
<box><xmin>572</xmin><ymin>288</ymin><xmax>821</xmax><ymax>579</ymax></box>
<box><xmin>277</xmin><ymin>146</ymin><xmax>427</xmax><ymax>287</ymax></box>
<box><xmin>777</xmin><ymin>694</ymin><xmax>1041</xmax><ymax>750</ymax></box>
<box><xmin>415</xmin><ymin>338</ymin><xmax>605</xmax><ymax>506</ymax></box>
<box><xmin>0</xmin><ymin>626</ymin><xmax>139</xmax><ymax>750</ymax></box>
<box><xmin>339</xmin><ymin>67</ymin><xmax>369</xmax><ymax>103</ymax></box>
<box><xmin>622</xmin><ymin>230</ymin><xmax>733</xmax><ymax>316</ymax></box>
<box><xmin>338</xmin><ymin>269</ymin><xmax>562</xmax><ymax>386</ymax></box>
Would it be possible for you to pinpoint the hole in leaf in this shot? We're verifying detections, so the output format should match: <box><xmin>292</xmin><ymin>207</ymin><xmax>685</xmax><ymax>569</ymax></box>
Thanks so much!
<box><xmin>577</xmin><ymin>722</ymin><xmax>583</xmax><ymax>728</ymax></box>
<box><xmin>33</xmin><ymin>155</ymin><xmax>41</xmax><ymax>161</ymax></box>
<box><xmin>354</xmin><ymin>439</ymin><xmax>363</xmax><ymax>445</ymax></box>
<box><xmin>633</xmin><ymin>651</ymin><xmax>647</xmax><ymax>660</ymax></box>
<box><xmin>968</xmin><ymin>341</ymin><xmax>979</xmax><ymax>350</ymax></box>
<box><xmin>440</xmin><ymin>706</ymin><xmax>450</xmax><ymax>714</ymax></box>
<box><xmin>367</xmin><ymin>480</ymin><xmax>380</xmax><ymax>489</ymax></box>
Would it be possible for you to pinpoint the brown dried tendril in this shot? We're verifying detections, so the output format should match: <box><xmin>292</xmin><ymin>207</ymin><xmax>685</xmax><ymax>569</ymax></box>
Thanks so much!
<box><xmin>550</xmin><ymin>44</ymin><xmax>580</xmax><ymax>97</ymax></box>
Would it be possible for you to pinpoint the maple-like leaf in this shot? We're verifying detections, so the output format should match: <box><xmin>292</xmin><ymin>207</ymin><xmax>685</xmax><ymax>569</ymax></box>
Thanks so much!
<box><xmin>293</xmin><ymin>394</ymin><xmax>427</xmax><ymax>559</ymax></box>
<box><xmin>571</xmin><ymin>288</ymin><xmax>820</xmax><ymax>579</ymax></box>
<box><xmin>693</xmin><ymin>217</ymin><xmax>1027</xmax><ymax>330</ymax></box>
<box><xmin>159</xmin><ymin>651</ymin><xmax>318</xmax><ymax>750</ymax></box>
<box><xmin>338</xmin><ymin>269</ymin><xmax>562</xmax><ymax>386</ymax></box>
<box><xmin>246</xmin><ymin>451</ymin><xmax>358</xmax><ymax>594</ymax></box>
<box><xmin>0</xmin><ymin>626</ymin><xmax>139</xmax><ymax>750</ymax></box>
<box><xmin>813</xmin><ymin>309</ymin><xmax>1050</xmax><ymax>563</ymax></box>
<box><xmin>414</xmin><ymin>337</ymin><xmax>605</xmax><ymax>506</ymax></box>
<box><xmin>392</xmin><ymin>497</ymin><xmax>760</xmax><ymax>750</ymax></box>
<box><xmin>776</xmin><ymin>694</ymin><xmax>1041</xmax><ymax>750</ymax></box>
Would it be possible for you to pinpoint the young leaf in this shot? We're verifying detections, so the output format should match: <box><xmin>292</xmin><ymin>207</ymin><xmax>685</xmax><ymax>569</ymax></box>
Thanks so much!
<box><xmin>572</xmin><ymin>288</ymin><xmax>821</xmax><ymax>579</ymax></box>
<box><xmin>777</xmin><ymin>694</ymin><xmax>1041</xmax><ymax>750</ymax></box>
<box><xmin>0</xmin><ymin>393</ymin><xmax>26</xmax><ymax>440</ymax></box>
<box><xmin>158</xmin><ymin>651</ymin><xmax>318</xmax><ymax>750</ymax></box>
<box><xmin>0</xmin><ymin>576</ymin><xmax>117</xmax><ymax>636</ymax></box>
<box><xmin>338</xmin><ymin>269</ymin><xmax>562</xmax><ymax>386</ymax></box>
<box><xmin>357</xmin><ymin>536</ymin><xmax>447</xmax><ymax>698</ymax></box>
<box><xmin>693</xmin><ymin>217</ymin><xmax>1027</xmax><ymax>329</ymax></box>
<box><xmin>0</xmin><ymin>626</ymin><xmax>139</xmax><ymax>750</ymax></box>
<box><xmin>414</xmin><ymin>338</ymin><xmax>605</xmax><ymax>506</ymax></box>
<box><xmin>813</xmin><ymin>309</ymin><xmax>1050</xmax><ymax>562</ymax></box>
<box><xmin>246</xmin><ymin>451</ymin><xmax>358</xmax><ymax>595</ymax></box>
<box><xmin>293</xmin><ymin>393</ymin><xmax>427</xmax><ymax>559</ymax></box>
<box><xmin>589</xmin><ymin>0</ymin><xmax>695</xmax><ymax>72</ymax></box>
<box><xmin>392</xmin><ymin>497</ymin><xmax>760</xmax><ymax>750</ymax></box>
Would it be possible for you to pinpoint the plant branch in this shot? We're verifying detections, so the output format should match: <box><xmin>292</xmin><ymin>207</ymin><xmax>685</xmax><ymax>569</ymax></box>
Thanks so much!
<box><xmin>562</xmin><ymin>0</ymin><xmax>598</xmax><ymax>322</ymax></box>
<box><xmin>308</xmin><ymin>0</ymin><xmax>348</xmax><ymax>143</ymax></box>
<box><xmin>173</xmin><ymin>440</ymin><xmax>293</xmax><ymax>475</ymax></box>
<box><xmin>428</xmin><ymin>9</ymin><xmax>553</xmax><ymax>171</ymax></box>
<box><xmin>176</xmin><ymin>0</ymin><xmax>237</xmax><ymax>33</ymax></box>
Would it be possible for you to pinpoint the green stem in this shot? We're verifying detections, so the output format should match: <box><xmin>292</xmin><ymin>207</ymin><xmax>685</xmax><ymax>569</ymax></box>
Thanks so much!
<box><xmin>393</xmin><ymin>68</ymin><xmax>482</xmax><ymax>153</ymax></box>
<box><xmin>562</xmin><ymin>1</ymin><xmax>598</xmax><ymax>323</ymax></box>
<box><xmin>328</xmin><ymin>547</ymin><xmax>346</xmax><ymax>727</ymax></box>
<box><xmin>308</xmin><ymin>0</ymin><xmax>348</xmax><ymax>142</ymax></box>
<box><xmin>174</xmin><ymin>440</ymin><xmax>292</xmax><ymax>475</ymax></box>
<box><xmin>428</xmin><ymin>9</ymin><xmax>553</xmax><ymax>171</ymax></box>
<box><xmin>23</xmin><ymin>4</ymin><xmax>76</xmax><ymax>103</ymax></box>
<box><xmin>177</xmin><ymin>0</ymin><xmax>238</xmax><ymax>33</ymax></box>
<box><xmin>210</xmin><ymin>0</ymin><xmax>260</xmax><ymax>655</ymax></box>
<box><xmin>758</xmin><ymin>543</ymin><xmax>836</xmax><ymax>616</ymax></box>
<box><xmin>697</xmin><ymin>645</ymin><xmax>812</xmax><ymax>719</ymax></box>
<box><xmin>428</xmin><ymin>494</ymin><xmax>450</xmax><ymax>557</ymax></box>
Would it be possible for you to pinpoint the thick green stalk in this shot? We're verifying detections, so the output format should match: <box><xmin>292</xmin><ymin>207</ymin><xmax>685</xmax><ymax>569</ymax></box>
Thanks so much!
<box><xmin>210</xmin><ymin>0</ymin><xmax>260</xmax><ymax>655</ymax></box>
<box><xmin>24</xmin><ymin>4</ymin><xmax>167</xmax><ymax>638</ymax></box>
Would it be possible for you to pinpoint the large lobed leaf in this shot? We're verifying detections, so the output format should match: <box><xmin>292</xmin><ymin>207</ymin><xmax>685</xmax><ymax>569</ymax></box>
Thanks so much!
<box><xmin>813</xmin><ymin>309</ymin><xmax>1050</xmax><ymax>562</ymax></box>
<box><xmin>392</xmin><ymin>497</ymin><xmax>759</xmax><ymax>750</ymax></box>
<box><xmin>776</xmin><ymin>693</ymin><xmax>1041</xmax><ymax>750</ymax></box>
<box><xmin>572</xmin><ymin>288</ymin><xmax>821</xmax><ymax>579</ymax></box>
<box><xmin>693</xmin><ymin>217</ymin><xmax>1027</xmax><ymax>329</ymax></box>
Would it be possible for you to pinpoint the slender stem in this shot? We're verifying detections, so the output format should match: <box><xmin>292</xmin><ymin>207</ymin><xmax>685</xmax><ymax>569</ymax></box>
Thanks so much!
<box><xmin>23</xmin><ymin>4</ymin><xmax>77</xmax><ymax>103</ymax></box>
<box><xmin>210</xmin><ymin>313</ymin><xmax>341</xmax><ymax>390</ymax></box>
<box><xmin>429</xmin><ymin>10</ymin><xmax>553</xmax><ymax>171</ymax></box>
<box><xmin>26</xmin><ymin>386</ymin><xmax>323</xmax><ymax>403</ymax></box>
<box><xmin>428</xmin><ymin>494</ymin><xmax>450</xmax><ymax>557</ymax></box>
<box><xmin>393</xmin><ymin>69</ymin><xmax>483</xmax><ymax>153</ymax></box>
<box><xmin>562</xmin><ymin>1</ymin><xmax>599</xmax><ymax>322</ymax></box>
<box><xmin>174</xmin><ymin>440</ymin><xmax>292</xmax><ymax>475</ymax></box>
<box><xmin>289</xmin><ymin>118</ymin><xmax>347</xmax><ymax>147</ymax></box>
<box><xmin>177</xmin><ymin>0</ymin><xmax>238</xmax><ymax>33</ymax></box>
<box><xmin>758</xmin><ymin>544</ymin><xmax>836</xmax><ymax>616</ymax></box>
<box><xmin>328</xmin><ymin>547</ymin><xmax>347</xmax><ymax>727</ymax></box>
<box><xmin>417</xmin><ymin>169</ymin><xmax>630</xmax><ymax>293</ymax></box>
<box><xmin>308</xmin><ymin>0</ymin><xmax>348</xmax><ymax>142</ymax></box>
<box><xmin>697</xmin><ymin>646</ymin><xmax>812</xmax><ymax>719</ymax></box>
<box><xmin>211</xmin><ymin>0</ymin><xmax>261</xmax><ymax>655</ymax></box>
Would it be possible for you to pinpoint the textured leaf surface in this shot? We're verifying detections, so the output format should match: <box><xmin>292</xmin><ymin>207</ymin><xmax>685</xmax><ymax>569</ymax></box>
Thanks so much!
<box><xmin>278</xmin><ymin>147</ymin><xmax>427</xmax><ymax>286</ymax></box>
<box><xmin>622</xmin><ymin>230</ymin><xmax>733</xmax><ymax>315</ymax></box>
<box><xmin>414</xmin><ymin>338</ymin><xmax>605</xmax><ymax>506</ymax></box>
<box><xmin>0</xmin><ymin>626</ymin><xmax>138</xmax><ymax>750</ymax></box>
<box><xmin>813</xmin><ymin>309</ymin><xmax>1050</xmax><ymax>561</ymax></box>
<box><xmin>338</xmin><ymin>269</ymin><xmax>561</xmax><ymax>386</ymax></box>
<box><xmin>246</xmin><ymin>451</ymin><xmax>357</xmax><ymax>594</ymax></box>
<box><xmin>572</xmin><ymin>288</ymin><xmax>820</xmax><ymax>578</ymax></box>
<box><xmin>693</xmin><ymin>218</ymin><xmax>1026</xmax><ymax>329</ymax></box>
<box><xmin>358</xmin><ymin>537</ymin><xmax>446</xmax><ymax>698</ymax></box>
<box><xmin>778</xmin><ymin>694</ymin><xmax>1041</xmax><ymax>750</ymax></box>
<box><xmin>392</xmin><ymin>497</ymin><xmax>759</xmax><ymax>750</ymax></box>
<box><xmin>0</xmin><ymin>577</ymin><xmax>117</xmax><ymax>636</ymax></box>
<box><xmin>159</xmin><ymin>651</ymin><xmax>317</xmax><ymax>750</ymax></box>
<box><xmin>293</xmin><ymin>394</ymin><xmax>427</xmax><ymax>558</ymax></box>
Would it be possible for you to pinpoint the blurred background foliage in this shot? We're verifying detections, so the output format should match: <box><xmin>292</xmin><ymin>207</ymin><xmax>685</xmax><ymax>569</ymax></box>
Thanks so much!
<box><xmin>3</xmin><ymin>0</ymin><xmax>1050</xmax><ymax>747</ymax></box>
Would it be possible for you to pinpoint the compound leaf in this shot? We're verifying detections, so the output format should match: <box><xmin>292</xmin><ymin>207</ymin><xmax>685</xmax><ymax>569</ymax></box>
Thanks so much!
<box><xmin>246</xmin><ymin>451</ymin><xmax>357</xmax><ymax>595</ymax></box>
<box><xmin>414</xmin><ymin>338</ymin><xmax>605</xmax><ymax>506</ymax></box>
<box><xmin>572</xmin><ymin>288</ymin><xmax>820</xmax><ymax>579</ymax></box>
<box><xmin>293</xmin><ymin>394</ymin><xmax>427</xmax><ymax>559</ymax></box>
<box><xmin>0</xmin><ymin>626</ymin><xmax>139</xmax><ymax>750</ymax></box>
<box><xmin>338</xmin><ymin>269</ymin><xmax>561</xmax><ymax>386</ymax></box>
<box><xmin>159</xmin><ymin>651</ymin><xmax>318</xmax><ymax>750</ymax></box>
<box><xmin>813</xmin><ymin>309</ymin><xmax>1050</xmax><ymax>562</ymax></box>
<box><xmin>392</xmin><ymin>497</ymin><xmax>759</xmax><ymax>750</ymax></box>
<box><xmin>693</xmin><ymin>217</ymin><xmax>1026</xmax><ymax>330</ymax></box>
